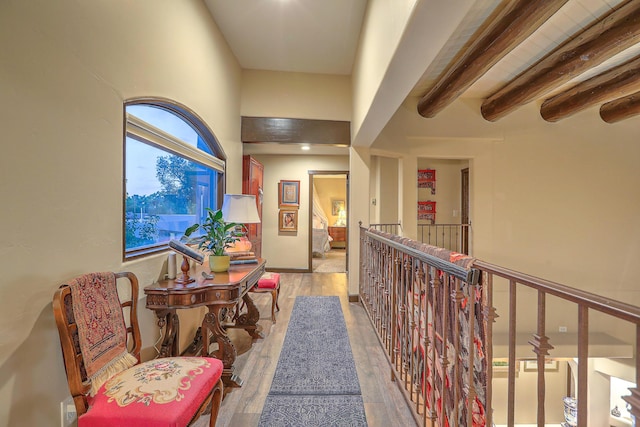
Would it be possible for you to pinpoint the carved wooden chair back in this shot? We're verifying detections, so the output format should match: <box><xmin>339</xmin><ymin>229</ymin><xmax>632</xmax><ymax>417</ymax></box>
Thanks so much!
<box><xmin>53</xmin><ymin>271</ymin><xmax>223</xmax><ymax>426</ymax></box>
<box><xmin>53</xmin><ymin>272</ymin><xmax>141</xmax><ymax>414</ymax></box>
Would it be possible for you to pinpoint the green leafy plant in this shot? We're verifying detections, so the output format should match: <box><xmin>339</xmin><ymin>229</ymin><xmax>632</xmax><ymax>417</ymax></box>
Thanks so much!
<box><xmin>182</xmin><ymin>208</ymin><xmax>240</xmax><ymax>256</ymax></box>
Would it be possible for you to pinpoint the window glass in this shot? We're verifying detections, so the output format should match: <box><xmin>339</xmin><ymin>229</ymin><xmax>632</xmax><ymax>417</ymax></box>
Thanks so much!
<box><xmin>124</xmin><ymin>103</ymin><xmax>223</xmax><ymax>258</ymax></box>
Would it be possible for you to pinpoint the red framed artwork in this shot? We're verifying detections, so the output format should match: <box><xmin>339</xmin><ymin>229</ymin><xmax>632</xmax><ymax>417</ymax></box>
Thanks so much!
<box><xmin>418</xmin><ymin>201</ymin><xmax>436</xmax><ymax>223</ymax></box>
<box><xmin>418</xmin><ymin>169</ymin><xmax>436</xmax><ymax>195</ymax></box>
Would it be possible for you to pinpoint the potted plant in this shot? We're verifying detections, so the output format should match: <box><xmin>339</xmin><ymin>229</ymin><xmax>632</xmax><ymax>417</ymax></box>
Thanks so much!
<box><xmin>182</xmin><ymin>208</ymin><xmax>241</xmax><ymax>272</ymax></box>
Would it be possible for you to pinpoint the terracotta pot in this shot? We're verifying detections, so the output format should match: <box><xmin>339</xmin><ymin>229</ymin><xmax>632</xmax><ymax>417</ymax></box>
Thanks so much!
<box><xmin>209</xmin><ymin>255</ymin><xmax>230</xmax><ymax>272</ymax></box>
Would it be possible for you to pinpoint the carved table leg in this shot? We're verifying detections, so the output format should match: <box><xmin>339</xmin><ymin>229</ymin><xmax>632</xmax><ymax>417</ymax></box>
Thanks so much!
<box><xmin>154</xmin><ymin>310</ymin><xmax>179</xmax><ymax>357</ymax></box>
<box><xmin>202</xmin><ymin>305</ymin><xmax>243</xmax><ymax>388</ymax></box>
<box><xmin>234</xmin><ymin>293</ymin><xmax>264</xmax><ymax>339</ymax></box>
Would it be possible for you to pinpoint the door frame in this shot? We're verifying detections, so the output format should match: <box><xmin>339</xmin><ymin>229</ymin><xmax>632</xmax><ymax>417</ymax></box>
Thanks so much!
<box><xmin>461</xmin><ymin>167</ymin><xmax>470</xmax><ymax>254</ymax></box>
<box><xmin>308</xmin><ymin>170</ymin><xmax>350</xmax><ymax>272</ymax></box>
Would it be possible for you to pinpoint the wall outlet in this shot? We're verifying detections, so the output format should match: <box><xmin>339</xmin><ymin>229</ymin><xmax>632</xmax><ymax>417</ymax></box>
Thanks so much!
<box><xmin>60</xmin><ymin>396</ymin><xmax>76</xmax><ymax>427</ymax></box>
<box><xmin>559</xmin><ymin>326</ymin><xmax>568</xmax><ymax>333</ymax></box>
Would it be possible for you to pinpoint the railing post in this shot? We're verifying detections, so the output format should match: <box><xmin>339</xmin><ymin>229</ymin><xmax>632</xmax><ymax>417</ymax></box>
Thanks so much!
<box><xmin>623</xmin><ymin>324</ymin><xmax>640</xmax><ymax>426</ymax></box>
<box><xmin>577</xmin><ymin>305</ymin><xmax>589</xmax><ymax>427</ymax></box>
<box><xmin>440</xmin><ymin>272</ymin><xmax>450</xmax><ymax>424</ymax></box>
<box><xmin>466</xmin><ymin>278</ymin><xmax>478</xmax><ymax>427</ymax></box>
<box><xmin>430</xmin><ymin>268</ymin><xmax>442</xmax><ymax>423</ymax></box>
<box><xmin>391</xmin><ymin>252</ymin><xmax>400</xmax><ymax>380</ymax></box>
<box><xmin>452</xmin><ymin>279</ymin><xmax>464</xmax><ymax>425</ymax></box>
<box><xmin>484</xmin><ymin>272</ymin><xmax>497</xmax><ymax>427</ymax></box>
<box><xmin>528</xmin><ymin>291</ymin><xmax>554</xmax><ymax>427</ymax></box>
<box><xmin>508</xmin><ymin>280</ymin><xmax>517</xmax><ymax>427</ymax></box>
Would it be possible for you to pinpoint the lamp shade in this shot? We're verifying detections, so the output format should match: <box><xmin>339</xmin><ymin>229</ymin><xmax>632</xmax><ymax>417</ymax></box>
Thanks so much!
<box><xmin>221</xmin><ymin>194</ymin><xmax>261</xmax><ymax>224</ymax></box>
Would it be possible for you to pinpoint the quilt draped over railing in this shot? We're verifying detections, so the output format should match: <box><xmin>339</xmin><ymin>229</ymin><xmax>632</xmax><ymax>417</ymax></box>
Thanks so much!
<box><xmin>359</xmin><ymin>227</ymin><xmax>486</xmax><ymax>427</ymax></box>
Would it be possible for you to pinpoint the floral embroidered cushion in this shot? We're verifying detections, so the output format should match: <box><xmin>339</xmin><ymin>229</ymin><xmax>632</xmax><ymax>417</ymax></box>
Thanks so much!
<box><xmin>79</xmin><ymin>357</ymin><xmax>223</xmax><ymax>427</ymax></box>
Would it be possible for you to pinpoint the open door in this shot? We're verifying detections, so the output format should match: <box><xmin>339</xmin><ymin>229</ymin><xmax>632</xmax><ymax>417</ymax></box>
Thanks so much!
<box><xmin>308</xmin><ymin>171</ymin><xmax>349</xmax><ymax>273</ymax></box>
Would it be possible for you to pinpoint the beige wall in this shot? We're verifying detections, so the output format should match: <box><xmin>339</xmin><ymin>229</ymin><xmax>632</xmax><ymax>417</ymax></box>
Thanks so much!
<box><xmin>250</xmin><ymin>155</ymin><xmax>349</xmax><ymax>270</ymax></box>
<box><xmin>351</xmin><ymin>0</ymin><xmax>417</xmax><ymax>133</ymax></box>
<box><xmin>417</xmin><ymin>158</ymin><xmax>468</xmax><ymax>226</ymax></box>
<box><xmin>241</xmin><ymin>70</ymin><xmax>351</xmax><ymax>120</ymax></box>
<box><xmin>0</xmin><ymin>1</ymin><xmax>242</xmax><ymax>425</ymax></box>
<box><xmin>348</xmin><ymin>147</ymin><xmax>372</xmax><ymax>293</ymax></box>
<box><xmin>369</xmin><ymin>156</ymin><xmax>400</xmax><ymax>225</ymax></box>
<box><xmin>378</xmin><ymin>98</ymin><xmax>640</xmax><ymax>308</ymax></box>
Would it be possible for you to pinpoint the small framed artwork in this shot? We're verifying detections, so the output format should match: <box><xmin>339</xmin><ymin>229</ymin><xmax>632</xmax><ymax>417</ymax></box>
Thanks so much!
<box><xmin>418</xmin><ymin>201</ymin><xmax>436</xmax><ymax>213</ymax></box>
<box><xmin>331</xmin><ymin>199</ymin><xmax>345</xmax><ymax>216</ymax></box>
<box><xmin>279</xmin><ymin>180</ymin><xmax>300</xmax><ymax>208</ymax></box>
<box><xmin>417</xmin><ymin>201</ymin><xmax>436</xmax><ymax>223</ymax></box>
<box><xmin>417</xmin><ymin>169</ymin><xmax>436</xmax><ymax>185</ymax></box>
<box><xmin>523</xmin><ymin>359</ymin><xmax>559</xmax><ymax>372</ymax></box>
<box><xmin>492</xmin><ymin>359</ymin><xmax>519</xmax><ymax>377</ymax></box>
<box><xmin>279</xmin><ymin>209</ymin><xmax>298</xmax><ymax>232</ymax></box>
<box><xmin>418</xmin><ymin>169</ymin><xmax>437</xmax><ymax>195</ymax></box>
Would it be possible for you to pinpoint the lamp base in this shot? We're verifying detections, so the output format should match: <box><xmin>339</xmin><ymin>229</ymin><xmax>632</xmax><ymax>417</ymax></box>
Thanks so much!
<box><xmin>227</xmin><ymin>236</ymin><xmax>253</xmax><ymax>253</ymax></box>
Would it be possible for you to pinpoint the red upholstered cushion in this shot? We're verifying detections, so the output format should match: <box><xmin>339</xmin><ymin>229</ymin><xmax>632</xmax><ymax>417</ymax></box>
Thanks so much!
<box><xmin>257</xmin><ymin>273</ymin><xmax>280</xmax><ymax>289</ymax></box>
<box><xmin>79</xmin><ymin>357</ymin><xmax>223</xmax><ymax>427</ymax></box>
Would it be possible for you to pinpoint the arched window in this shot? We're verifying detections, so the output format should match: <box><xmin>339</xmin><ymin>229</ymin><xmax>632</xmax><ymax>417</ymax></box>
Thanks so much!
<box><xmin>123</xmin><ymin>100</ymin><xmax>225</xmax><ymax>259</ymax></box>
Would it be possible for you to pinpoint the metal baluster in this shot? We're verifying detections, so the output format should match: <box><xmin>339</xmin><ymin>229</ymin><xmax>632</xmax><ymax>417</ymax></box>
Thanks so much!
<box><xmin>508</xmin><ymin>280</ymin><xmax>517</xmax><ymax>427</ymax></box>
<box><xmin>577</xmin><ymin>306</ymin><xmax>588</xmax><ymax>427</ymax></box>
<box><xmin>528</xmin><ymin>290</ymin><xmax>553</xmax><ymax>427</ymax></box>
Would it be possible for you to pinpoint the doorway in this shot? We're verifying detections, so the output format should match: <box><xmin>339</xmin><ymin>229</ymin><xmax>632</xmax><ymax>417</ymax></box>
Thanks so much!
<box><xmin>308</xmin><ymin>171</ymin><xmax>349</xmax><ymax>273</ymax></box>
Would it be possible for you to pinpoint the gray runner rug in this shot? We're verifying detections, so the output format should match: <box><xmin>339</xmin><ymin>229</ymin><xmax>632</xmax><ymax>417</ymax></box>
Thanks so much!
<box><xmin>258</xmin><ymin>296</ymin><xmax>367</xmax><ymax>426</ymax></box>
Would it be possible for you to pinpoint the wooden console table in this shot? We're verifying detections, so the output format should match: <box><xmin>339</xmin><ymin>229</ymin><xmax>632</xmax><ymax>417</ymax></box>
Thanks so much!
<box><xmin>144</xmin><ymin>258</ymin><xmax>266</xmax><ymax>388</ymax></box>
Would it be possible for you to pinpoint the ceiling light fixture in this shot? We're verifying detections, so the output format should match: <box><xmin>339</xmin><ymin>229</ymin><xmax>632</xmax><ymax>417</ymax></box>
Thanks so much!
<box><xmin>301</xmin><ymin>145</ymin><xmax>310</xmax><ymax>151</ymax></box>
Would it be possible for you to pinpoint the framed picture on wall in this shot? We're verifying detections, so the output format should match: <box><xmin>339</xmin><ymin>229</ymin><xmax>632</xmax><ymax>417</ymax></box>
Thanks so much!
<box><xmin>418</xmin><ymin>169</ymin><xmax>436</xmax><ymax>195</ymax></box>
<box><xmin>279</xmin><ymin>209</ymin><xmax>298</xmax><ymax>232</ymax></box>
<box><xmin>523</xmin><ymin>359</ymin><xmax>559</xmax><ymax>372</ymax></box>
<box><xmin>278</xmin><ymin>180</ymin><xmax>300</xmax><ymax>208</ymax></box>
<box><xmin>331</xmin><ymin>199</ymin><xmax>345</xmax><ymax>216</ymax></box>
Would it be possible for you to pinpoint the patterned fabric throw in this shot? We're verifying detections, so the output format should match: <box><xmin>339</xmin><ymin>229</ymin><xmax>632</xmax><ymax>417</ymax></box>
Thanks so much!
<box><xmin>68</xmin><ymin>272</ymin><xmax>137</xmax><ymax>396</ymax></box>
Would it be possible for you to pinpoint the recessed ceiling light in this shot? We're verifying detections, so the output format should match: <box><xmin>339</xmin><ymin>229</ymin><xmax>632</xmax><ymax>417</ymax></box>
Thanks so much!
<box><xmin>301</xmin><ymin>145</ymin><xmax>310</xmax><ymax>151</ymax></box>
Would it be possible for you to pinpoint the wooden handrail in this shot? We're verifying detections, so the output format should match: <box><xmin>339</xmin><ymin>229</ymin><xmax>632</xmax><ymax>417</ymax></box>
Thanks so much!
<box><xmin>365</xmin><ymin>229</ymin><xmax>479</xmax><ymax>284</ymax></box>
<box><xmin>474</xmin><ymin>260</ymin><xmax>640</xmax><ymax>323</ymax></box>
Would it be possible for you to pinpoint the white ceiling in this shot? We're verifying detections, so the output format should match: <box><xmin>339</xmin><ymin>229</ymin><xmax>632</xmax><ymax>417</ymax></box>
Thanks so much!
<box><xmin>204</xmin><ymin>0</ymin><xmax>367</xmax><ymax>75</ymax></box>
<box><xmin>205</xmin><ymin>0</ymin><xmax>637</xmax><ymax>154</ymax></box>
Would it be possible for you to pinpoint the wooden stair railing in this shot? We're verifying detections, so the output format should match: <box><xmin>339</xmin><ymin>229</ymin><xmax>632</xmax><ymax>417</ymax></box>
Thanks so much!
<box><xmin>359</xmin><ymin>224</ymin><xmax>640</xmax><ymax>427</ymax></box>
<box><xmin>475</xmin><ymin>260</ymin><xmax>640</xmax><ymax>427</ymax></box>
<box><xmin>359</xmin><ymin>226</ymin><xmax>482</xmax><ymax>427</ymax></box>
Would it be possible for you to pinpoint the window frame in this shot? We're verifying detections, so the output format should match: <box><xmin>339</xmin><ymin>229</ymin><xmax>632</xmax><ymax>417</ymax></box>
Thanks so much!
<box><xmin>123</xmin><ymin>98</ymin><xmax>226</xmax><ymax>261</ymax></box>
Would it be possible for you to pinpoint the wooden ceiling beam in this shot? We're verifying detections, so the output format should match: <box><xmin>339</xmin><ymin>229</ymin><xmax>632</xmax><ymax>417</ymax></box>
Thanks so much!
<box><xmin>540</xmin><ymin>56</ymin><xmax>640</xmax><ymax>122</ymax></box>
<box><xmin>600</xmin><ymin>92</ymin><xmax>640</xmax><ymax>123</ymax></box>
<box><xmin>417</xmin><ymin>0</ymin><xmax>568</xmax><ymax>119</ymax></box>
<box><xmin>481</xmin><ymin>0</ymin><xmax>640</xmax><ymax>122</ymax></box>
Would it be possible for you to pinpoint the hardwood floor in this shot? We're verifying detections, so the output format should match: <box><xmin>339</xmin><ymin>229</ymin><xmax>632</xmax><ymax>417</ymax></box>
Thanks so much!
<box><xmin>212</xmin><ymin>272</ymin><xmax>417</xmax><ymax>427</ymax></box>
